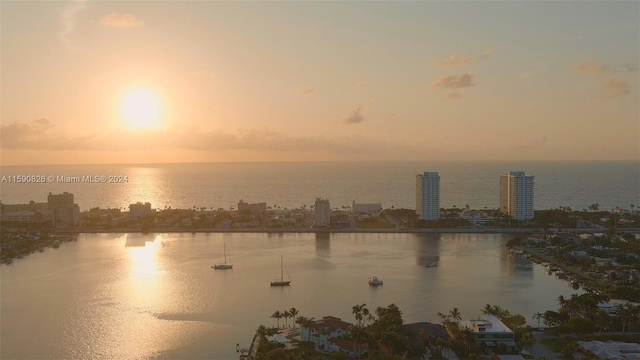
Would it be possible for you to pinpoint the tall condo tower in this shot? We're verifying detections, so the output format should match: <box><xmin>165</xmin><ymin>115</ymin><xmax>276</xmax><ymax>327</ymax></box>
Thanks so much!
<box><xmin>47</xmin><ymin>192</ymin><xmax>80</xmax><ymax>228</ymax></box>
<box><xmin>500</xmin><ymin>171</ymin><xmax>534</xmax><ymax>220</ymax></box>
<box><xmin>314</xmin><ymin>198</ymin><xmax>331</xmax><ymax>227</ymax></box>
<box><xmin>416</xmin><ymin>172</ymin><xmax>440</xmax><ymax>220</ymax></box>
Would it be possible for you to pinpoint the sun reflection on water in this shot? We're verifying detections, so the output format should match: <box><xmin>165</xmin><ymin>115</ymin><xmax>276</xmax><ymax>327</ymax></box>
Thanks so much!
<box><xmin>127</xmin><ymin>235</ymin><xmax>163</xmax><ymax>279</ymax></box>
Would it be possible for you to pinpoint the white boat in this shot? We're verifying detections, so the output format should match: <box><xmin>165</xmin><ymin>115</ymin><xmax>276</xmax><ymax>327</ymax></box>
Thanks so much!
<box><xmin>270</xmin><ymin>255</ymin><xmax>291</xmax><ymax>286</ymax></box>
<box><xmin>424</xmin><ymin>261</ymin><xmax>439</xmax><ymax>268</ymax></box>
<box><xmin>368</xmin><ymin>276</ymin><xmax>383</xmax><ymax>286</ymax></box>
<box><xmin>212</xmin><ymin>242</ymin><xmax>233</xmax><ymax>269</ymax></box>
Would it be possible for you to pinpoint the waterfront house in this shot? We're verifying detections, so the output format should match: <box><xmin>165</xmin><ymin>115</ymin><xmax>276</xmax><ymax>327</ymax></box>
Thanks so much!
<box><xmin>309</xmin><ymin>316</ymin><xmax>353</xmax><ymax>352</ymax></box>
<box><xmin>327</xmin><ymin>337</ymin><xmax>368</xmax><ymax>358</ymax></box>
<box><xmin>596</xmin><ymin>299</ymin><xmax>640</xmax><ymax>317</ymax></box>
<box><xmin>457</xmin><ymin>315</ymin><xmax>516</xmax><ymax>351</ymax></box>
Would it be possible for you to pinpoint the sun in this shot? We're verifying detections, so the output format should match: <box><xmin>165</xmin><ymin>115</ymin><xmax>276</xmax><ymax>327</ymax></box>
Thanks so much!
<box><xmin>120</xmin><ymin>89</ymin><xmax>162</xmax><ymax>129</ymax></box>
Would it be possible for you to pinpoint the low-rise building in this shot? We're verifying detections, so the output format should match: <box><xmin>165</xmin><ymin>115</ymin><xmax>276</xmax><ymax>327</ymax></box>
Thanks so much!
<box><xmin>327</xmin><ymin>337</ymin><xmax>368</xmax><ymax>358</ymax></box>
<box><xmin>457</xmin><ymin>315</ymin><xmax>515</xmax><ymax>350</ymax></box>
<box><xmin>577</xmin><ymin>340</ymin><xmax>640</xmax><ymax>359</ymax></box>
<box><xmin>352</xmin><ymin>201</ymin><xmax>382</xmax><ymax>216</ymax></box>
<box><xmin>238</xmin><ymin>200</ymin><xmax>267</xmax><ymax>214</ymax></box>
<box><xmin>1</xmin><ymin>210</ymin><xmax>53</xmax><ymax>225</ymax></box>
<box><xmin>309</xmin><ymin>316</ymin><xmax>353</xmax><ymax>352</ymax></box>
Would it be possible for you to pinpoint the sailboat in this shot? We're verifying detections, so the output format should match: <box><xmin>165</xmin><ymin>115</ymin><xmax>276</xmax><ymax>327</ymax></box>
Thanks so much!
<box><xmin>212</xmin><ymin>242</ymin><xmax>233</xmax><ymax>269</ymax></box>
<box><xmin>270</xmin><ymin>255</ymin><xmax>291</xmax><ymax>286</ymax></box>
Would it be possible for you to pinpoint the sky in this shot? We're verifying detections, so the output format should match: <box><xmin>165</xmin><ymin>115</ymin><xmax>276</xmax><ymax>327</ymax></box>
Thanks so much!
<box><xmin>1</xmin><ymin>1</ymin><xmax>638</xmax><ymax>165</ymax></box>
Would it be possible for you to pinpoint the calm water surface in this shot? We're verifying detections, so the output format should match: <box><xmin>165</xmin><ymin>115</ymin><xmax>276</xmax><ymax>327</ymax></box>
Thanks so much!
<box><xmin>1</xmin><ymin>232</ymin><xmax>581</xmax><ymax>359</ymax></box>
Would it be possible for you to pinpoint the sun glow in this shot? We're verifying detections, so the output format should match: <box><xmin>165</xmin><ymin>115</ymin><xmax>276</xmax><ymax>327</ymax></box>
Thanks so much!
<box><xmin>120</xmin><ymin>88</ymin><xmax>162</xmax><ymax>129</ymax></box>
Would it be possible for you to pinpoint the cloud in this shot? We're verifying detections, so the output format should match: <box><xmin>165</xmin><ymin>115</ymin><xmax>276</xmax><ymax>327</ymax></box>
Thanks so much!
<box><xmin>478</xmin><ymin>48</ymin><xmax>494</xmax><ymax>61</ymax></box>
<box><xmin>431</xmin><ymin>73</ymin><xmax>475</xmax><ymax>89</ymax></box>
<box><xmin>602</xmin><ymin>77</ymin><xmax>630</xmax><ymax>98</ymax></box>
<box><xmin>573</xmin><ymin>61</ymin><xmax>638</xmax><ymax>76</ymax></box>
<box><xmin>0</xmin><ymin>119</ymin><xmax>424</xmax><ymax>156</ymax></box>
<box><xmin>0</xmin><ymin>118</ymin><xmax>97</xmax><ymax>150</ymax></box>
<box><xmin>59</xmin><ymin>0</ymin><xmax>87</xmax><ymax>50</ymax></box>
<box><xmin>343</xmin><ymin>106</ymin><xmax>365</xmax><ymax>124</ymax></box>
<box><xmin>293</xmin><ymin>87</ymin><xmax>316</xmax><ymax>95</ymax></box>
<box><xmin>572</xmin><ymin>61</ymin><xmax>635</xmax><ymax>98</ymax></box>
<box><xmin>354</xmin><ymin>82</ymin><xmax>366</xmax><ymax>90</ymax></box>
<box><xmin>99</xmin><ymin>13</ymin><xmax>144</xmax><ymax>28</ymax></box>
<box><xmin>431</xmin><ymin>48</ymin><xmax>494</xmax><ymax>67</ymax></box>
<box><xmin>443</xmin><ymin>91</ymin><xmax>462</xmax><ymax>101</ymax></box>
<box><xmin>573</xmin><ymin>61</ymin><xmax>613</xmax><ymax>76</ymax></box>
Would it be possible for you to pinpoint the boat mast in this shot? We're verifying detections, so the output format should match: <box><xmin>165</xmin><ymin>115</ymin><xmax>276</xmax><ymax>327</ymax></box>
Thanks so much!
<box><xmin>224</xmin><ymin>243</ymin><xmax>227</xmax><ymax>265</ymax></box>
<box><xmin>280</xmin><ymin>255</ymin><xmax>284</xmax><ymax>282</ymax></box>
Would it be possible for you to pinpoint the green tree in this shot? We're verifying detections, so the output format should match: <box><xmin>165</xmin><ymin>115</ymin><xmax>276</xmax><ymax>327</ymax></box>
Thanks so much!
<box><xmin>532</xmin><ymin>312</ymin><xmax>544</xmax><ymax>328</ymax></box>
<box><xmin>271</xmin><ymin>310</ymin><xmax>282</xmax><ymax>328</ymax></box>
<box><xmin>283</xmin><ymin>310</ymin><xmax>291</xmax><ymax>328</ymax></box>
<box><xmin>352</xmin><ymin>303</ymin><xmax>367</xmax><ymax>328</ymax></box>
<box><xmin>289</xmin><ymin>307</ymin><xmax>299</xmax><ymax>326</ymax></box>
<box><xmin>517</xmin><ymin>332</ymin><xmax>536</xmax><ymax>353</ymax></box>
<box><xmin>448</xmin><ymin>307</ymin><xmax>462</xmax><ymax>321</ymax></box>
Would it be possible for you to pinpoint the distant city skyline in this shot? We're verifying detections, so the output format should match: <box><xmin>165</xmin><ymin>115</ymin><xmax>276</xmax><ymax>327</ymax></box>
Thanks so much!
<box><xmin>1</xmin><ymin>1</ymin><xmax>638</xmax><ymax>165</ymax></box>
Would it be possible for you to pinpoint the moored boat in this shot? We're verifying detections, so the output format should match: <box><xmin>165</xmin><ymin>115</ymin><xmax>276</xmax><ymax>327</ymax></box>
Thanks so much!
<box><xmin>270</xmin><ymin>255</ymin><xmax>291</xmax><ymax>286</ymax></box>
<box><xmin>212</xmin><ymin>242</ymin><xmax>233</xmax><ymax>270</ymax></box>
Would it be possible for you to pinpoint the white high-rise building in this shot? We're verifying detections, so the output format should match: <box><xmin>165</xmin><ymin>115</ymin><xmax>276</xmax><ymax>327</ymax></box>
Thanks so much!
<box><xmin>314</xmin><ymin>198</ymin><xmax>331</xmax><ymax>227</ymax></box>
<box><xmin>416</xmin><ymin>172</ymin><xmax>440</xmax><ymax>221</ymax></box>
<box><xmin>500</xmin><ymin>171</ymin><xmax>534</xmax><ymax>220</ymax></box>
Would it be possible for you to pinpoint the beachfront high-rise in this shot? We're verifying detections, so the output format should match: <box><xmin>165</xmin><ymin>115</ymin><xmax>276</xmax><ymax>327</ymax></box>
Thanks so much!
<box><xmin>416</xmin><ymin>172</ymin><xmax>440</xmax><ymax>221</ymax></box>
<box><xmin>500</xmin><ymin>171</ymin><xmax>534</xmax><ymax>220</ymax></box>
<box><xmin>47</xmin><ymin>192</ymin><xmax>80</xmax><ymax>228</ymax></box>
<box><xmin>314</xmin><ymin>198</ymin><xmax>331</xmax><ymax>227</ymax></box>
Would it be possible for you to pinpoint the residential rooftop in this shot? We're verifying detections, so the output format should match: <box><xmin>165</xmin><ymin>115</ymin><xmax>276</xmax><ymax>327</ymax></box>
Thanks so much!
<box><xmin>459</xmin><ymin>314</ymin><xmax>513</xmax><ymax>334</ymax></box>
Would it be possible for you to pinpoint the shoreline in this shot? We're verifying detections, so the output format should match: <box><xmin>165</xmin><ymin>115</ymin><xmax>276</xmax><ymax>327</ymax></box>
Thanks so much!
<box><xmin>51</xmin><ymin>227</ymin><xmax>640</xmax><ymax>235</ymax></box>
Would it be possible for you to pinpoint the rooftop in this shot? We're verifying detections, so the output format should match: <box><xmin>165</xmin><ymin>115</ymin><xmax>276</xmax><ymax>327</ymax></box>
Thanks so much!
<box><xmin>578</xmin><ymin>340</ymin><xmax>640</xmax><ymax>360</ymax></box>
<box><xmin>459</xmin><ymin>315</ymin><xmax>513</xmax><ymax>334</ymax></box>
<box><xmin>315</xmin><ymin>316</ymin><xmax>352</xmax><ymax>332</ymax></box>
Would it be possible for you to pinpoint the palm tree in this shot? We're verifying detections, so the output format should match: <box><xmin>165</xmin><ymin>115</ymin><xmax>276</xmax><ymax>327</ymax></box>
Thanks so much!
<box><xmin>517</xmin><ymin>332</ymin><xmax>536</xmax><ymax>353</ymax></box>
<box><xmin>349</xmin><ymin>325</ymin><xmax>365</xmax><ymax>356</ymax></box>
<box><xmin>459</xmin><ymin>327</ymin><xmax>474</xmax><ymax>358</ymax></box>
<box><xmin>283</xmin><ymin>310</ymin><xmax>291</xmax><ymax>328</ymax></box>
<box><xmin>482</xmin><ymin>304</ymin><xmax>495</xmax><ymax>316</ymax></box>
<box><xmin>532</xmin><ymin>312</ymin><xmax>544</xmax><ymax>328</ymax></box>
<box><xmin>449</xmin><ymin>307</ymin><xmax>462</xmax><ymax>321</ymax></box>
<box><xmin>271</xmin><ymin>310</ymin><xmax>282</xmax><ymax>328</ymax></box>
<box><xmin>352</xmin><ymin>303</ymin><xmax>366</xmax><ymax>327</ymax></box>
<box><xmin>437</xmin><ymin>312</ymin><xmax>448</xmax><ymax>322</ymax></box>
<box><xmin>366</xmin><ymin>313</ymin><xmax>375</xmax><ymax>327</ymax></box>
<box><xmin>557</xmin><ymin>295</ymin><xmax>567</xmax><ymax>308</ymax></box>
<box><xmin>362</xmin><ymin>307</ymin><xmax>370</xmax><ymax>326</ymax></box>
<box><xmin>296</xmin><ymin>316</ymin><xmax>311</xmax><ymax>340</ymax></box>
<box><xmin>289</xmin><ymin>307</ymin><xmax>299</xmax><ymax>326</ymax></box>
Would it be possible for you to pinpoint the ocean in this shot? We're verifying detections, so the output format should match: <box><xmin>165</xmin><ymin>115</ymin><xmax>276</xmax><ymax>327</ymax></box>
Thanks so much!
<box><xmin>0</xmin><ymin>161</ymin><xmax>638</xmax><ymax>212</ymax></box>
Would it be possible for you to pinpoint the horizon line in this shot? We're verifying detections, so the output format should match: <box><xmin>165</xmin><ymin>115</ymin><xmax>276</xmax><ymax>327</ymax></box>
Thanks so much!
<box><xmin>1</xmin><ymin>159</ymin><xmax>639</xmax><ymax>167</ymax></box>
